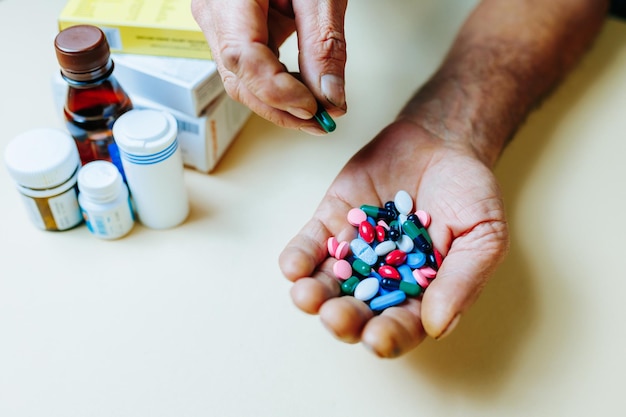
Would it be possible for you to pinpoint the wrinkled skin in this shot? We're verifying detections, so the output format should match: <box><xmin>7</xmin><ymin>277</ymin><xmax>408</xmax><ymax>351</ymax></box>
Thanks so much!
<box><xmin>279</xmin><ymin>120</ymin><xmax>509</xmax><ymax>357</ymax></box>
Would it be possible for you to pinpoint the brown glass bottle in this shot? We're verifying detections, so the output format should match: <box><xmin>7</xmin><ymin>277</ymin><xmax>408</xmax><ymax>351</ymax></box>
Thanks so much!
<box><xmin>54</xmin><ymin>25</ymin><xmax>132</xmax><ymax>175</ymax></box>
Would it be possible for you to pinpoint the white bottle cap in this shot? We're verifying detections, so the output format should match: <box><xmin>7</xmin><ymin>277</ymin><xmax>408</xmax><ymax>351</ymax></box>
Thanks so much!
<box><xmin>112</xmin><ymin>109</ymin><xmax>189</xmax><ymax>229</ymax></box>
<box><xmin>78</xmin><ymin>160</ymin><xmax>123</xmax><ymax>203</ymax></box>
<box><xmin>4</xmin><ymin>128</ymin><xmax>80</xmax><ymax>190</ymax></box>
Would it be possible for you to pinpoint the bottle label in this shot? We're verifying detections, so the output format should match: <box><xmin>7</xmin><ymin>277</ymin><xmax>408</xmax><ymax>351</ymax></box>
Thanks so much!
<box><xmin>20</xmin><ymin>187</ymin><xmax>82</xmax><ymax>231</ymax></box>
<box><xmin>82</xmin><ymin>198</ymin><xmax>134</xmax><ymax>239</ymax></box>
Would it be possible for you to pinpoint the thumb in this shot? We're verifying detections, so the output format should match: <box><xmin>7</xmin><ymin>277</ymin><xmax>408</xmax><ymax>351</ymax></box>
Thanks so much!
<box><xmin>421</xmin><ymin>223</ymin><xmax>509</xmax><ymax>339</ymax></box>
<box><xmin>293</xmin><ymin>0</ymin><xmax>348</xmax><ymax>113</ymax></box>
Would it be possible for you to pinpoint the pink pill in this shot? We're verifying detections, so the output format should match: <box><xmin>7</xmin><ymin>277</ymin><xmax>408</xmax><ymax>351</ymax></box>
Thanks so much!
<box><xmin>415</xmin><ymin>210</ymin><xmax>431</xmax><ymax>228</ymax></box>
<box><xmin>347</xmin><ymin>208</ymin><xmax>367</xmax><ymax>227</ymax></box>
<box><xmin>377</xmin><ymin>220</ymin><xmax>390</xmax><ymax>230</ymax></box>
<box><xmin>413</xmin><ymin>269</ymin><xmax>430</xmax><ymax>288</ymax></box>
<box><xmin>333</xmin><ymin>259</ymin><xmax>353</xmax><ymax>280</ymax></box>
<box><xmin>419</xmin><ymin>266</ymin><xmax>437</xmax><ymax>279</ymax></box>
<box><xmin>327</xmin><ymin>236</ymin><xmax>339</xmax><ymax>257</ymax></box>
<box><xmin>335</xmin><ymin>240</ymin><xmax>350</xmax><ymax>259</ymax></box>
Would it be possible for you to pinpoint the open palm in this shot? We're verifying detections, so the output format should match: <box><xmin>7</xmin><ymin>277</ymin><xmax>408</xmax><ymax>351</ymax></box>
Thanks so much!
<box><xmin>279</xmin><ymin>120</ymin><xmax>510</xmax><ymax>357</ymax></box>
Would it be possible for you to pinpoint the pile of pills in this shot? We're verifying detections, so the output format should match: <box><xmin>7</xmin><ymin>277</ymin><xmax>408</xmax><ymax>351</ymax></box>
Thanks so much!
<box><xmin>327</xmin><ymin>190</ymin><xmax>443</xmax><ymax>312</ymax></box>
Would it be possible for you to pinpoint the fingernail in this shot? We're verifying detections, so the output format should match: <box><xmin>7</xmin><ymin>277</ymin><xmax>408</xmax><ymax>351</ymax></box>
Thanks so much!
<box><xmin>320</xmin><ymin>74</ymin><xmax>345</xmax><ymax>108</ymax></box>
<box><xmin>287</xmin><ymin>106</ymin><xmax>314</xmax><ymax>120</ymax></box>
<box><xmin>300</xmin><ymin>126</ymin><xmax>326</xmax><ymax>136</ymax></box>
<box><xmin>436</xmin><ymin>314</ymin><xmax>461</xmax><ymax>340</ymax></box>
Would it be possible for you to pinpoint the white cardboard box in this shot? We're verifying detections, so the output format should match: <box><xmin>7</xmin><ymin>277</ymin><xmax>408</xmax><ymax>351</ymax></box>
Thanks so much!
<box><xmin>51</xmin><ymin>72</ymin><xmax>251</xmax><ymax>173</ymax></box>
<box><xmin>132</xmin><ymin>94</ymin><xmax>251</xmax><ymax>173</ymax></box>
<box><xmin>112</xmin><ymin>53</ymin><xmax>224</xmax><ymax>117</ymax></box>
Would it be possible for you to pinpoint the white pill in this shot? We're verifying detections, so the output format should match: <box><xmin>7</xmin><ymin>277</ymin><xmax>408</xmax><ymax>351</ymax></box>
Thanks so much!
<box><xmin>354</xmin><ymin>277</ymin><xmax>380</xmax><ymax>301</ymax></box>
<box><xmin>374</xmin><ymin>240</ymin><xmax>396</xmax><ymax>256</ymax></box>
<box><xmin>396</xmin><ymin>234</ymin><xmax>415</xmax><ymax>253</ymax></box>
<box><xmin>394</xmin><ymin>190</ymin><xmax>414</xmax><ymax>215</ymax></box>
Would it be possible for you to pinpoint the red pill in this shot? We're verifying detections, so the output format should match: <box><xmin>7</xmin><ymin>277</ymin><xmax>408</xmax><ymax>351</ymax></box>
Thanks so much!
<box><xmin>359</xmin><ymin>220</ymin><xmax>375</xmax><ymax>244</ymax></box>
<box><xmin>433</xmin><ymin>248</ymin><xmax>443</xmax><ymax>268</ymax></box>
<box><xmin>378</xmin><ymin>264</ymin><xmax>401</xmax><ymax>280</ymax></box>
<box><xmin>375</xmin><ymin>225</ymin><xmax>387</xmax><ymax>242</ymax></box>
<box><xmin>385</xmin><ymin>249</ymin><xmax>407</xmax><ymax>266</ymax></box>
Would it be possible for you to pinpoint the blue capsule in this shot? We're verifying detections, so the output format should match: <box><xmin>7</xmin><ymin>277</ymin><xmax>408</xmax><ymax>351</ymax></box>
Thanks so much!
<box><xmin>369</xmin><ymin>290</ymin><xmax>407</xmax><ymax>311</ymax></box>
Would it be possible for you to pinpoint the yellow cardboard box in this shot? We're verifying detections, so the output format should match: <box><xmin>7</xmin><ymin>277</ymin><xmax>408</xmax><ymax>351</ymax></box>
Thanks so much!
<box><xmin>58</xmin><ymin>0</ymin><xmax>212</xmax><ymax>59</ymax></box>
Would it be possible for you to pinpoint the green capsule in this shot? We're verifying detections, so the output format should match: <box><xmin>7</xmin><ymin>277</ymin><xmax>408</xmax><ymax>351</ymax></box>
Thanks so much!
<box><xmin>341</xmin><ymin>276</ymin><xmax>360</xmax><ymax>295</ymax></box>
<box><xmin>351</xmin><ymin>259</ymin><xmax>371</xmax><ymax>276</ymax></box>
<box><xmin>314</xmin><ymin>104</ymin><xmax>336</xmax><ymax>133</ymax></box>
<box><xmin>399</xmin><ymin>281</ymin><xmax>423</xmax><ymax>297</ymax></box>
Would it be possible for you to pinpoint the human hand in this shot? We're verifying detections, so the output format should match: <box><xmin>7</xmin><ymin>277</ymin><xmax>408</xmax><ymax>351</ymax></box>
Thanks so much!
<box><xmin>191</xmin><ymin>0</ymin><xmax>348</xmax><ymax>134</ymax></box>
<box><xmin>278</xmin><ymin>120</ymin><xmax>509</xmax><ymax>357</ymax></box>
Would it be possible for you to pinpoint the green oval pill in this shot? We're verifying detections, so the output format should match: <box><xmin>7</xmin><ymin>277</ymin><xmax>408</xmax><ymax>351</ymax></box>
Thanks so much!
<box><xmin>351</xmin><ymin>259</ymin><xmax>371</xmax><ymax>276</ymax></box>
<box><xmin>341</xmin><ymin>276</ymin><xmax>360</xmax><ymax>295</ymax></box>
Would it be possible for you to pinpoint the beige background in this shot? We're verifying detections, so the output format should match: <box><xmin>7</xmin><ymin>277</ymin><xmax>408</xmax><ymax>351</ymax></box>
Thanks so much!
<box><xmin>1</xmin><ymin>1</ymin><xmax>626</xmax><ymax>416</ymax></box>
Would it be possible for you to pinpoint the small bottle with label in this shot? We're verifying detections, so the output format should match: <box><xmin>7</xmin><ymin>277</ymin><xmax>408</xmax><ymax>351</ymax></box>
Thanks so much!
<box><xmin>54</xmin><ymin>24</ymin><xmax>132</xmax><ymax>175</ymax></box>
<box><xmin>112</xmin><ymin>109</ymin><xmax>189</xmax><ymax>229</ymax></box>
<box><xmin>4</xmin><ymin>128</ymin><xmax>83</xmax><ymax>231</ymax></box>
<box><xmin>77</xmin><ymin>160</ymin><xmax>135</xmax><ymax>240</ymax></box>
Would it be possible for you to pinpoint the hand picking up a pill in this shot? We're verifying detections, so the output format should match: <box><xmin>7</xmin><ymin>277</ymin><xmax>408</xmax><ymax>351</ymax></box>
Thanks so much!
<box><xmin>191</xmin><ymin>0</ymin><xmax>347</xmax><ymax>135</ymax></box>
<box><xmin>192</xmin><ymin>0</ymin><xmax>609</xmax><ymax>357</ymax></box>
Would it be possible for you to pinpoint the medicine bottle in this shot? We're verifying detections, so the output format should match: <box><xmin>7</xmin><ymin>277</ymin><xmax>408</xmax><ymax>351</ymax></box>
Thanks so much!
<box><xmin>112</xmin><ymin>109</ymin><xmax>189</xmax><ymax>229</ymax></box>
<box><xmin>78</xmin><ymin>160</ymin><xmax>135</xmax><ymax>240</ymax></box>
<box><xmin>54</xmin><ymin>24</ymin><xmax>132</xmax><ymax>174</ymax></box>
<box><xmin>4</xmin><ymin>128</ymin><xmax>83</xmax><ymax>231</ymax></box>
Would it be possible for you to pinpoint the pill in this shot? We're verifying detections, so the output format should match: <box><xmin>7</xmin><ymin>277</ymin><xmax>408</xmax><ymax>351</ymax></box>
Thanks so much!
<box><xmin>377</xmin><ymin>220</ymin><xmax>390</xmax><ymax>230</ymax></box>
<box><xmin>369</xmin><ymin>290</ymin><xmax>407</xmax><ymax>311</ymax></box>
<box><xmin>413</xmin><ymin>268</ymin><xmax>430</xmax><ymax>288</ymax></box>
<box><xmin>359</xmin><ymin>220</ymin><xmax>375</xmax><ymax>243</ymax></box>
<box><xmin>350</xmin><ymin>238</ymin><xmax>378</xmax><ymax>266</ymax></box>
<box><xmin>354</xmin><ymin>277</ymin><xmax>380</xmax><ymax>301</ymax></box>
<box><xmin>333</xmin><ymin>259</ymin><xmax>353</xmax><ymax>280</ymax></box>
<box><xmin>395</xmin><ymin>234</ymin><xmax>414</xmax><ymax>253</ymax></box>
<box><xmin>341</xmin><ymin>276</ymin><xmax>360</xmax><ymax>295</ymax></box>
<box><xmin>419</xmin><ymin>266</ymin><xmax>437</xmax><ymax>279</ymax></box>
<box><xmin>406</xmin><ymin>251</ymin><xmax>426</xmax><ymax>268</ymax></box>
<box><xmin>388</xmin><ymin>220</ymin><xmax>401</xmax><ymax>241</ymax></box>
<box><xmin>394</xmin><ymin>190</ymin><xmax>413</xmax><ymax>215</ymax></box>
<box><xmin>375</xmin><ymin>225</ymin><xmax>387</xmax><ymax>242</ymax></box>
<box><xmin>360</xmin><ymin>205</ymin><xmax>397</xmax><ymax>221</ymax></box>
<box><xmin>401</xmin><ymin>220</ymin><xmax>432</xmax><ymax>253</ymax></box>
<box><xmin>397</xmin><ymin>264</ymin><xmax>417</xmax><ymax>284</ymax></box>
<box><xmin>380</xmin><ymin>278</ymin><xmax>422</xmax><ymax>297</ymax></box>
<box><xmin>314</xmin><ymin>103</ymin><xmax>336</xmax><ymax>133</ymax></box>
<box><xmin>414</xmin><ymin>210</ymin><xmax>431</xmax><ymax>228</ymax></box>
<box><xmin>374</xmin><ymin>240</ymin><xmax>396</xmax><ymax>256</ymax></box>
<box><xmin>352</xmin><ymin>258</ymin><xmax>372</xmax><ymax>276</ymax></box>
<box><xmin>385</xmin><ymin>249</ymin><xmax>407</xmax><ymax>266</ymax></box>
<box><xmin>327</xmin><ymin>236</ymin><xmax>339</xmax><ymax>257</ymax></box>
<box><xmin>378</xmin><ymin>265</ymin><xmax>401</xmax><ymax>279</ymax></box>
<box><xmin>347</xmin><ymin>207</ymin><xmax>367</xmax><ymax>226</ymax></box>
<box><xmin>335</xmin><ymin>240</ymin><xmax>350</xmax><ymax>259</ymax></box>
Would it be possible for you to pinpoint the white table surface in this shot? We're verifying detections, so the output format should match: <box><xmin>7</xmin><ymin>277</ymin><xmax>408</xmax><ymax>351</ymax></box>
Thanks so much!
<box><xmin>2</xmin><ymin>1</ymin><xmax>626</xmax><ymax>416</ymax></box>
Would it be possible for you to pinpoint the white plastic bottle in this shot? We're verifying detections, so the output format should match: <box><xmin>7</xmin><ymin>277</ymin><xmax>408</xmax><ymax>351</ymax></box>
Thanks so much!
<box><xmin>112</xmin><ymin>109</ymin><xmax>189</xmax><ymax>229</ymax></box>
<box><xmin>78</xmin><ymin>160</ymin><xmax>135</xmax><ymax>239</ymax></box>
<box><xmin>4</xmin><ymin>128</ymin><xmax>83</xmax><ymax>231</ymax></box>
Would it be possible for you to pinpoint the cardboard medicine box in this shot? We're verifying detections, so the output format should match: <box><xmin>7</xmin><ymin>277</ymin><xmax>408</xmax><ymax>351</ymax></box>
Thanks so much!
<box><xmin>58</xmin><ymin>0</ymin><xmax>212</xmax><ymax>59</ymax></box>
<box><xmin>112</xmin><ymin>53</ymin><xmax>224</xmax><ymax>117</ymax></box>
<box><xmin>132</xmin><ymin>94</ymin><xmax>252</xmax><ymax>173</ymax></box>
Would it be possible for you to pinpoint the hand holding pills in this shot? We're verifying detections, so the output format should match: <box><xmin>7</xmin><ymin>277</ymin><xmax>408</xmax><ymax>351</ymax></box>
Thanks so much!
<box><xmin>279</xmin><ymin>122</ymin><xmax>509</xmax><ymax>357</ymax></box>
<box><xmin>191</xmin><ymin>0</ymin><xmax>347</xmax><ymax>135</ymax></box>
